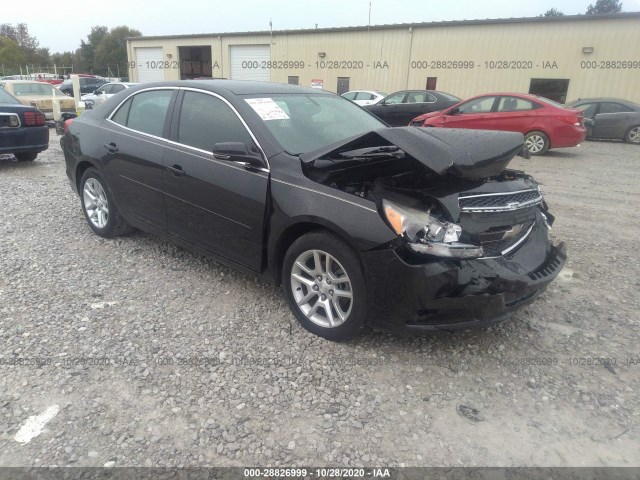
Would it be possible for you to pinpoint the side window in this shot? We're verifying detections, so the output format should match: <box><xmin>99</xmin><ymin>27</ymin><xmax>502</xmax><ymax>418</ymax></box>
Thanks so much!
<box><xmin>342</xmin><ymin>92</ymin><xmax>356</xmax><ymax>100</ymax></box>
<box><xmin>126</xmin><ymin>90</ymin><xmax>174</xmax><ymax>137</ymax></box>
<box><xmin>177</xmin><ymin>91</ymin><xmax>255</xmax><ymax>152</ymax></box>
<box><xmin>458</xmin><ymin>97</ymin><xmax>496</xmax><ymax>114</ymax></box>
<box><xmin>98</xmin><ymin>85</ymin><xmax>113</xmax><ymax>94</ymax></box>
<box><xmin>599</xmin><ymin>102</ymin><xmax>634</xmax><ymax>114</ymax></box>
<box><xmin>406</xmin><ymin>92</ymin><xmax>428</xmax><ymax>103</ymax></box>
<box><xmin>384</xmin><ymin>92</ymin><xmax>406</xmax><ymax>105</ymax></box>
<box><xmin>111</xmin><ymin>84</ymin><xmax>126</xmax><ymax>93</ymax></box>
<box><xmin>498</xmin><ymin>97</ymin><xmax>534</xmax><ymax>112</ymax></box>
<box><xmin>111</xmin><ymin>97</ymin><xmax>132</xmax><ymax>126</ymax></box>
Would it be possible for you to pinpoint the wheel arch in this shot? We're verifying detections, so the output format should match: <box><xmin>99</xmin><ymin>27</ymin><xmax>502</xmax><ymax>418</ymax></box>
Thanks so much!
<box><xmin>270</xmin><ymin>218</ymin><xmax>360</xmax><ymax>286</ymax></box>
<box><xmin>75</xmin><ymin>158</ymin><xmax>102</xmax><ymax>193</ymax></box>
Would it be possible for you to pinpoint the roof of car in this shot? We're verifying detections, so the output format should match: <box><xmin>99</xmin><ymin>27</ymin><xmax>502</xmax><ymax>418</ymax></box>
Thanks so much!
<box><xmin>567</xmin><ymin>97</ymin><xmax>639</xmax><ymax>105</ymax></box>
<box><xmin>131</xmin><ymin>80</ymin><xmax>335</xmax><ymax>96</ymax></box>
<box><xmin>0</xmin><ymin>80</ymin><xmax>55</xmax><ymax>85</ymax></box>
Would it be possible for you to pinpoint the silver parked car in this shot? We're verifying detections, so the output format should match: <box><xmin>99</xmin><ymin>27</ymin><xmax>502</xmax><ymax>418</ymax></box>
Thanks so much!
<box><xmin>81</xmin><ymin>82</ymin><xmax>139</xmax><ymax>108</ymax></box>
<box><xmin>566</xmin><ymin>97</ymin><xmax>640</xmax><ymax>144</ymax></box>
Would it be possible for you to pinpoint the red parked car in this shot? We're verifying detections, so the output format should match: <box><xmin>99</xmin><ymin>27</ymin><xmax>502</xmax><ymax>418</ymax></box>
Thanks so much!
<box><xmin>410</xmin><ymin>93</ymin><xmax>586</xmax><ymax>155</ymax></box>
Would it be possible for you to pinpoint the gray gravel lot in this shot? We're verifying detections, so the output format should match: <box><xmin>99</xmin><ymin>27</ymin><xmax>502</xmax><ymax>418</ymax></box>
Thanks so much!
<box><xmin>0</xmin><ymin>134</ymin><xmax>639</xmax><ymax>467</ymax></box>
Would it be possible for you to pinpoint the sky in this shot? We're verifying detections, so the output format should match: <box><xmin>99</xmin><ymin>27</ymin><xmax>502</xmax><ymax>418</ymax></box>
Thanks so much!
<box><xmin>5</xmin><ymin>0</ymin><xmax>640</xmax><ymax>53</ymax></box>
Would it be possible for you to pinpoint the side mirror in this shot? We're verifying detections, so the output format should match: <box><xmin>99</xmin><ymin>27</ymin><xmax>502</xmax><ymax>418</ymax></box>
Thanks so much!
<box><xmin>212</xmin><ymin>142</ymin><xmax>265</xmax><ymax>169</ymax></box>
<box><xmin>448</xmin><ymin>107</ymin><xmax>460</xmax><ymax>115</ymax></box>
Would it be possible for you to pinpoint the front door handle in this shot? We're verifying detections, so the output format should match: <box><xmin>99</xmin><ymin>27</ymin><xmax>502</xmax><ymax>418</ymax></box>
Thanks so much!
<box><xmin>166</xmin><ymin>164</ymin><xmax>185</xmax><ymax>177</ymax></box>
<box><xmin>104</xmin><ymin>142</ymin><xmax>118</xmax><ymax>154</ymax></box>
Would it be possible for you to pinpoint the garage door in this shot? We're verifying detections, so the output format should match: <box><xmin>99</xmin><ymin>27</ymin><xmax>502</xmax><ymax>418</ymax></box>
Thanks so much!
<box><xmin>135</xmin><ymin>47</ymin><xmax>164</xmax><ymax>83</ymax></box>
<box><xmin>230</xmin><ymin>45</ymin><xmax>271</xmax><ymax>81</ymax></box>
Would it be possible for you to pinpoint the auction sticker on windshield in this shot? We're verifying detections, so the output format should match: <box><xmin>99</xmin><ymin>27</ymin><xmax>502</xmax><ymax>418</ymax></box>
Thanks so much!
<box><xmin>245</xmin><ymin>98</ymin><xmax>290</xmax><ymax>121</ymax></box>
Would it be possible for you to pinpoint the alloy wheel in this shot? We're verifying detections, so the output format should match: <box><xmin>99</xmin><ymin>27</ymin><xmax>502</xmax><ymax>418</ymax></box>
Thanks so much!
<box><xmin>83</xmin><ymin>178</ymin><xmax>109</xmax><ymax>229</ymax></box>
<box><xmin>290</xmin><ymin>249</ymin><xmax>353</xmax><ymax>328</ymax></box>
<box><xmin>525</xmin><ymin>134</ymin><xmax>545</xmax><ymax>154</ymax></box>
<box><xmin>629</xmin><ymin>127</ymin><xmax>640</xmax><ymax>144</ymax></box>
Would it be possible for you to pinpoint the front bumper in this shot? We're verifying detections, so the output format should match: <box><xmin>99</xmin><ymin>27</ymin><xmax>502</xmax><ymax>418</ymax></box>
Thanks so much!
<box><xmin>361</xmin><ymin>223</ymin><xmax>566</xmax><ymax>332</ymax></box>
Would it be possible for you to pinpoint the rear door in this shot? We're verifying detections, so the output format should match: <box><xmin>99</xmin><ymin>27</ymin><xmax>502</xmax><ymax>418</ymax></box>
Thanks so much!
<box><xmin>592</xmin><ymin>102</ymin><xmax>636</xmax><ymax>139</ymax></box>
<box><xmin>398</xmin><ymin>91</ymin><xmax>438</xmax><ymax>125</ymax></box>
<box><xmin>478</xmin><ymin>96</ymin><xmax>538</xmax><ymax>133</ymax></box>
<box><xmin>103</xmin><ymin>88</ymin><xmax>177</xmax><ymax>231</ymax></box>
<box><xmin>163</xmin><ymin>88</ymin><xmax>269</xmax><ymax>271</ymax></box>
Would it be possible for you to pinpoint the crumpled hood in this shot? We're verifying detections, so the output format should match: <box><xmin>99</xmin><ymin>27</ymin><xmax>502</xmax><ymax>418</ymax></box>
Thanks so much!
<box><xmin>301</xmin><ymin>127</ymin><xmax>526</xmax><ymax>180</ymax></box>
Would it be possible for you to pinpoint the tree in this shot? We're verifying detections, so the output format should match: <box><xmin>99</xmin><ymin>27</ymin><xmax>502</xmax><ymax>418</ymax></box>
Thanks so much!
<box><xmin>542</xmin><ymin>8</ymin><xmax>564</xmax><ymax>16</ymax></box>
<box><xmin>586</xmin><ymin>0</ymin><xmax>622</xmax><ymax>14</ymax></box>
<box><xmin>93</xmin><ymin>26</ymin><xmax>142</xmax><ymax>77</ymax></box>
<box><xmin>78</xmin><ymin>26</ymin><xmax>108</xmax><ymax>73</ymax></box>
<box><xmin>0</xmin><ymin>36</ymin><xmax>22</xmax><ymax>73</ymax></box>
<box><xmin>0</xmin><ymin>23</ymin><xmax>39</xmax><ymax>51</ymax></box>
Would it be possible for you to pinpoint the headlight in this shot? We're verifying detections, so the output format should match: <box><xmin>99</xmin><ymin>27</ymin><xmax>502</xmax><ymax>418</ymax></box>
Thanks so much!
<box><xmin>382</xmin><ymin>199</ymin><xmax>483</xmax><ymax>259</ymax></box>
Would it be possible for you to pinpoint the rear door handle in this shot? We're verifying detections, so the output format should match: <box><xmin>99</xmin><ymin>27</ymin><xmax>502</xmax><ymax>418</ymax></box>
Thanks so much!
<box><xmin>166</xmin><ymin>164</ymin><xmax>185</xmax><ymax>177</ymax></box>
<box><xmin>104</xmin><ymin>142</ymin><xmax>118</xmax><ymax>154</ymax></box>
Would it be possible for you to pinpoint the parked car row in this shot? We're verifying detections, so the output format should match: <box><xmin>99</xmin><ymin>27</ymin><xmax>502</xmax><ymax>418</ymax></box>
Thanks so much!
<box><xmin>0</xmin><ymin>87</ymin><xmax>49</xmax><ymax>161</ymax></box>
<box><xmin>0</xmin><ymin>80</ymin><xmax>77</xmax><ymax>121</ymax></box>
<box><xmin>343</xmin><ymin>88</ymin><xmax>640</xmax><ymax>153</ymax></box>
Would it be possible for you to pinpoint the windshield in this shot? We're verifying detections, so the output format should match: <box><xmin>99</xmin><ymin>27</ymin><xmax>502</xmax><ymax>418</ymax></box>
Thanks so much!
<box><xmin>245</xmin><ymin>94</ymin><xmax>385</xmax><ymax>155</ymax></box>
<box><xmin>0</xmin><ymin>88</ymin><xmax>19</xmax><ymax>104</ymax></box>
<box><xmin>12</xmin><ymin>83</ymin><xmax>57</xmax><ymax>96</ymax></box>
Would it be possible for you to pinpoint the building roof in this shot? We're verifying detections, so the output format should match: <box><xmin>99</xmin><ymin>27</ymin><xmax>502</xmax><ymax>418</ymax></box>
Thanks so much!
<box><xmin>128</xmin><ymin>12</ymin><xmax>640</xmax><ymax>41</ymax></box>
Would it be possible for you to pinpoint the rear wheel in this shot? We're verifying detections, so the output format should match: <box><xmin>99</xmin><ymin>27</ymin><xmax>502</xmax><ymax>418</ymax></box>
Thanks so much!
<box><xmin>524</xmin><ymin>131</ymin><xmax>550</xmax><ymax>156</ymax></box>
<box><xmin>15</xmin><ymin>152</ymin><xmax>37</xmax><ymax>162</ymax></box>
<box><xmin>283</xmin><ymin>231</ymin><xmax>366</xmax><ymax>341</ymax></box>
<box><xmin>80</xmin><ymin>168</ymin><xmax>134</xmax><ymax>238</ymax></box>
<box><xmin>625</xmin><ymin>126</ymin><xmax>640</xmax><ymax>144</ymax></box>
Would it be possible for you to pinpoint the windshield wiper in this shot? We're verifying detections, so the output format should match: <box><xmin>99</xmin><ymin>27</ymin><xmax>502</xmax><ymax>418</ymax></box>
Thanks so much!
<box><xmin>337</xmin><ymin>145</ymin><xmax>403</xmax><ymax>159</ymax></box>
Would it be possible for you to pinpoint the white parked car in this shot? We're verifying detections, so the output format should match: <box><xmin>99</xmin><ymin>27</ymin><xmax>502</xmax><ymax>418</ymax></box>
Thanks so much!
<box><xmin>341</xmin><ymin>90</ymin><xmax>387</xmax><ymax>106</ymax></box>
<box><xmin>81</xmin><ymin>82</ymin><xmax>138</xmax><ymax>107</ymax></box>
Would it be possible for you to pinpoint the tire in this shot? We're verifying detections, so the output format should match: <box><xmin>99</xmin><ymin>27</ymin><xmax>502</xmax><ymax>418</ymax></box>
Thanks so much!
<box><xmin>15</xmin><ymin>152</ymin><xmax>37</xmax><ymax>162</ymax></box>
<box><xmin>524</xmin><ymin>131</ymin><xmax>550</xmax><ymax>156</ymax></box>
<box><xmin>625</xmin><ymin>126</ymin><xmax>640</xmax><ymax>144</ymax></box>
<box><xmin>79</xmin><ymin>167</ymin><xmax>134</xmax><ymax>238</ymax></box>
<box><xmin>283</xmin><ymin>231</ymin><xmax>367</xmax><ymax>341</ymax></box>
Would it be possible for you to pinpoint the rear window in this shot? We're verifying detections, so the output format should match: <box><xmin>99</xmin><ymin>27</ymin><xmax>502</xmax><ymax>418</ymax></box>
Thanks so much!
<box><xmin>12</xmin><ymin>83</ymin><xmax>56</xmax><ymax>96</ymax></box>
<box><xmin>534</xmin><ymin>96</ymin><xmax>567</xmax><ymax>108</ymax></box>
<box><xmin>435</xmin><ymin>92</ymin><xmax>461</xmax><ymax>102</ymax></box>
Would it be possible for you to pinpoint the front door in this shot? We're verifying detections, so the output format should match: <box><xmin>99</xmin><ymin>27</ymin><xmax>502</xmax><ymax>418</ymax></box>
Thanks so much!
<box><xmin>163</xmin><ymin>89</ymin><xmax>269</xmax><ymax>271</ymax></box>
<box><xmin>442</xmin><ymin>96</ymin><xmax>498</xmax><ymax>129</ymax></box>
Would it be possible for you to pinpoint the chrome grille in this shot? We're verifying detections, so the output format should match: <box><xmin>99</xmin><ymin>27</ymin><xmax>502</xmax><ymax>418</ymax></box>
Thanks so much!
<box><xmin>480</xmin><ymin>222</ymin><xmax>534</xmax><ymax>258</ymax></box>
<box><xmin>459</xmin><ymin>189</ymin><xmax>542</xmax><ymax>212</ymax></box>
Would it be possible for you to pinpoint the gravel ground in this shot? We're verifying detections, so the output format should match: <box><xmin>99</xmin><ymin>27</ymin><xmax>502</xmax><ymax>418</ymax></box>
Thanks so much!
<box><xmin>0</xmin><ymin>133</ymin><xmax>638</xmax><ymax>468</ymax></box>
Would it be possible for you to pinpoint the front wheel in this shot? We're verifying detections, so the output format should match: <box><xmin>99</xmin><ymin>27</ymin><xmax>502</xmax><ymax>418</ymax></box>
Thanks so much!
<box><xmin>79</xmin><ymin>167</ymin><xmax>134</xmax><ymax>238</ymax></box>
<box><xmin>283</xmin><ymin>231</ymin><xmax>367</xmax><ymax>341</ymax></box>
<box><xmin>625</xmin><ymin>126</ymin><xmax>640</xmax><ymax>144</ymax></box>
<box><xmin>524</xmin><ymin>131</ymin><xmax>550</xmax><ymax>156</ymax></box>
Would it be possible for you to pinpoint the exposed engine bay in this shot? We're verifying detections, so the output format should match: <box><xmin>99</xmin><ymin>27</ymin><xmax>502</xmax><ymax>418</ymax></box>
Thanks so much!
<box><xmin>302</xmin><ymin>127</ymin><xmax>551</xmax><ymax>259</ymax></box>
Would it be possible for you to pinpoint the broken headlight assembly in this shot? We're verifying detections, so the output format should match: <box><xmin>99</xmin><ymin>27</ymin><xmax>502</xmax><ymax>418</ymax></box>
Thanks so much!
<box><xmin>382</xmin><ymin>199</ymin><xmax>484</xmax><ymax>259</ymax></box>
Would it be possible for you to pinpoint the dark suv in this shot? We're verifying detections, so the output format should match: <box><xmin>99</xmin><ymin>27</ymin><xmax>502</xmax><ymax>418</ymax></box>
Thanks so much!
<box><xmin>58</xmin><ymin>77</ymin><xmax>107</xmax><ymax>97</ymax></box>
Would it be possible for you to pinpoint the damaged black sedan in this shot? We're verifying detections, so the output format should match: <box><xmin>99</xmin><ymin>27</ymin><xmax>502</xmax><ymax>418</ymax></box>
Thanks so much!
<box><xmin>61</xmin><ymin>81</ymin><xmax>566</xmax><ymax>341</ymax></box>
